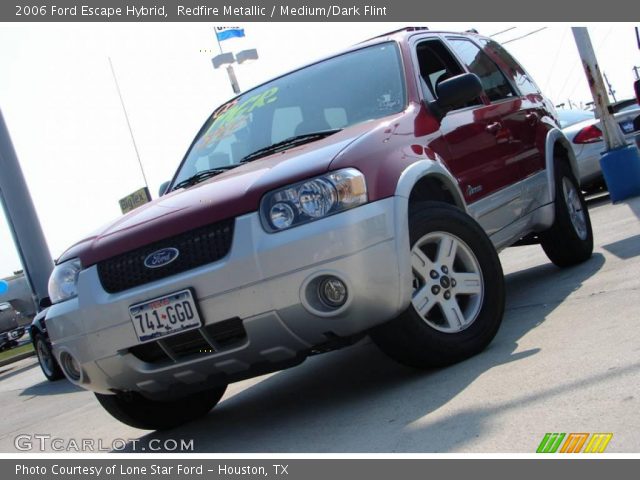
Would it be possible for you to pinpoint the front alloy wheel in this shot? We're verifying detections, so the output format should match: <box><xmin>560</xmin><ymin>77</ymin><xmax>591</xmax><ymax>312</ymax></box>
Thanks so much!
<box><xmin>411</xmin><ymin>232</ymin><xmax>484</xmax><ymax>333</ymax></box>
<box><xmin>371</xmin><ymin>201</ymin><xmax>505</xmax><ymax>368</ymax></box>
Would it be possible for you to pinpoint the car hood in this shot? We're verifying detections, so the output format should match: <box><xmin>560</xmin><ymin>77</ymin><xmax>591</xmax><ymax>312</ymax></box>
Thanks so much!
<box><xmin>58</xmin><ymin>123</ymin><xmax>376</xmax><ymax>267</ymax></box>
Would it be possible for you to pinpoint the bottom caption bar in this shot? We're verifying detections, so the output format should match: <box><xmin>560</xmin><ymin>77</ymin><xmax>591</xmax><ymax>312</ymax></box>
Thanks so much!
<box><xmin>4</xmin><ymin>459</ymin><xmax>638</xmax><ymax>480</ymax></box>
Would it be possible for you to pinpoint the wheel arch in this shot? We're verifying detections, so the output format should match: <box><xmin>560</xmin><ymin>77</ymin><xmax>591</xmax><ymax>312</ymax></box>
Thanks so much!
<box><xmin>545</xmin><ymin>128</ymin><xmax>581</xmax><ymax>203</ymax></box>
<box><xmin>29</xmin><ymin>309</ymin><xmax>48</xmax><ymax>345</ymax></box>
<box><xmin>395</xmin><ymin>160</ymin><xmax>467</xmax><ymax>211</ymax></box>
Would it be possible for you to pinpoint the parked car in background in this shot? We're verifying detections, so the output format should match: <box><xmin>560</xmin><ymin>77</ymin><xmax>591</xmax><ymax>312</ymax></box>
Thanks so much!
<box><xmin>558</xmin><ymin>106</ymin><xmax>640</xmax><ymax>189</ymax></box>
<box><xmin>608</xmin><ymin>98</ymin><xmax>640</xmax><ymax>114</ymax></box>
<box><xmin>0</xmin><ymin>302</ymin><xmax>26</xmax><ymax>351</ymax></box>
<box><xmin>45</xmin><ymin>28</ymin><xmax>593</xmax><ymax>430</ymax></box>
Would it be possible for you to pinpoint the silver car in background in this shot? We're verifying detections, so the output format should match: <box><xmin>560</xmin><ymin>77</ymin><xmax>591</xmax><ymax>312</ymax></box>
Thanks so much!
<box><xmin>558</xmin><ymin>105</ymin><xmax>640</xmax><ymax>189</ymax></box>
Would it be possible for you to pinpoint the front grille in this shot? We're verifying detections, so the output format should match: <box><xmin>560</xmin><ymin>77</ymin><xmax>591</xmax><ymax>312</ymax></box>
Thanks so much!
<box><xmin>97</xmin><ymin>218</ymin><xmax>234</xmax><ymax>293</ymax></box>
<box><xmin>128</xmin><ymin>318</ymin><xmax>247</xmax><ymax>364</ymax></box>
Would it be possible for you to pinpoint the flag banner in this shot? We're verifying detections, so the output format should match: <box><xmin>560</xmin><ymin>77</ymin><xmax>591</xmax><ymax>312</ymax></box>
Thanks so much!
<box><xmin>216</xmin><ymin>27</ymin><xmax>245</xmax><ymax>41</ymax></box>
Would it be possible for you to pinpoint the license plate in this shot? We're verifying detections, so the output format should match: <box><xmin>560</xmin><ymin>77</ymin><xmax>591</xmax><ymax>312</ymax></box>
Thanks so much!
<box><xmin>129</xmin><ymin>289</ymin><xmax>201</xmax><ymax>343</ymax></box>
<box><xmin>620</xmin><ymin>120</ymin><xmax>634</xmax><ymax>134</ymax></box>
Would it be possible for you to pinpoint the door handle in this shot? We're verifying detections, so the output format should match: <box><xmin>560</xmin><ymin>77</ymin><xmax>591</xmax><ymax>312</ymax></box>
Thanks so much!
<box><xmin>525</xmin><ymin>112</ymin><xmax>539</xmax><ymax>124</ymax></box>
<box><xmin>486</xmin><ymin>122</ymin><xmax>502</xmax><ymax>134</ymax></box>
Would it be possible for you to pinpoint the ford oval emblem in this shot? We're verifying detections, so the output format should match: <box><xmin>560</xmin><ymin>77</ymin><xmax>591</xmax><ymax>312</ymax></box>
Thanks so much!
<box><xmin>144</xmin><ymin>248</ymin><xmax>180</xmax><ymax>269</ymax></box>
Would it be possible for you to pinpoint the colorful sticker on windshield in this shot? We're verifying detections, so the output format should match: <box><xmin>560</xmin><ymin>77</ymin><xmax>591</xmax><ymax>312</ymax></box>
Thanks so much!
<box><xmin>196</xmin><ymin>87</ymin><xmax>279</xmax><ymax>151</ymax></box>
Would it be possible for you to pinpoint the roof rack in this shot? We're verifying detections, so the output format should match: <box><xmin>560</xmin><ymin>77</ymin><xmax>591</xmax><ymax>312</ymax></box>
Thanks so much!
<box><xmin>358</xmin><ymin>26</ymin><xmax>429</xmax><ymax>44</ymax></box>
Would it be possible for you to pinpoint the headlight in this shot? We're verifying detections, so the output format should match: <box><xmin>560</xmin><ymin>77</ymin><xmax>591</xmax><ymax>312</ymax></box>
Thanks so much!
<box><xmin>48</xmin><ymin>258</ymin><xmax>82</xmax><ymax>304</ymax></box>
<box><xmin>261</xmin><ymin>168</ymin><xmax>367</xmax><ymax>232</ymax></box>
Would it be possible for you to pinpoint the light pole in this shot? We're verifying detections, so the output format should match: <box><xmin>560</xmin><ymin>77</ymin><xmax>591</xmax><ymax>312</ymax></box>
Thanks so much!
<box><xmin>211</xmin><ymin>34</ymin><xmax>258</xmax><ymax>95</ymax></box>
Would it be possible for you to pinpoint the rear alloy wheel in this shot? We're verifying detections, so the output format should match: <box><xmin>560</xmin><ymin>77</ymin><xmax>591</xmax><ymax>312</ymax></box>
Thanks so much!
<box><xmin>371</xmin><ymin>202</ymin><xmax>505</xmax><ymax>368</ymax></box>
<box><xmin>95</xmin><ymin>385</ymin><xmax>227</xmax><ymax>430</ymax></box>
<box><xmin>34</xmin><ymin>334</ymin><xmax>64</xmax><ymax>381</ymax></box>
<box><xmin>540</xmin><ymin>162</ymin><xmax>593</xmax><ymax>267</ymax></box>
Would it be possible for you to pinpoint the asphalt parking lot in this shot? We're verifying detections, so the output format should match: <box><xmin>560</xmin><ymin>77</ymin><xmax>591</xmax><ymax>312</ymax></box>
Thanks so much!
<box><xmin>1</xmin><ymin>194</ymin><xmax>639</xmax><ymax>453</ymax></box>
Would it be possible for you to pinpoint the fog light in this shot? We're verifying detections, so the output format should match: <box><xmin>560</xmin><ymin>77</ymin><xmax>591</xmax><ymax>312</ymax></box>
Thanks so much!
<box><xmin>59</xmin><ymin>351</ymin><xmax>82</xmax><ymax>382</ymax></box>
<box><xmin>318</xmin><ymin>276</ymin><xmax>348</xmax><ymax>308</ymax></box>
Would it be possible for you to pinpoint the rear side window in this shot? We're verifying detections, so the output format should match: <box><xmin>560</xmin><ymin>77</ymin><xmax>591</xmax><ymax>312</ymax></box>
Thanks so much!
<box><xmin>447</xmin><ymin>37</ymin><xmax>516</xmax><ymax>102</ymax></box>
<box><xmin>478</xmin><ymin>38</ymin><xmax>540</xmax><ymax>96</ymax></box>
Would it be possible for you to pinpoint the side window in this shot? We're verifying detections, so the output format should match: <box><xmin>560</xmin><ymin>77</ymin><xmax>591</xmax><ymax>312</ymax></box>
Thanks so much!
<box><xmin>477</xmin><ymin>38</ymin><xmax>540</xmax><ymax>96</ymax></box>
<box><xmin>415</xmin><ymin>39</ymin><xmax>480</xmax><ymax>107</ymax></box>
<box><xmin>447</xmin><ymin>37</ymin><xmax>516</xmax><ymax>102</ymax></box>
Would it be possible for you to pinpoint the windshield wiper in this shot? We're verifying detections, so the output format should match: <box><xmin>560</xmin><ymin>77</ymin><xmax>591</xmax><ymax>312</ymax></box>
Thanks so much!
<box><xmin>240</xmin><ymin>129</ymin><xmax>342</xmax><ymax>164</ymax></box>
<box><xmin>171</xmin><ymin>165</ymin><xmax>239</xmax><ymax>191</ymax></box>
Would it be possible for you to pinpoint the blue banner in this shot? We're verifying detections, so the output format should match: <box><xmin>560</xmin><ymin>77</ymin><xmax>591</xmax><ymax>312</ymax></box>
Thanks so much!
<box><xmin>216</xmin><ymin>27</ymin><xmax>245</xmax><ymax>42</ymax></box>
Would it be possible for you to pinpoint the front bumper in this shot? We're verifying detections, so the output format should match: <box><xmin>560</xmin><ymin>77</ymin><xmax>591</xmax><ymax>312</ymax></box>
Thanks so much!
<box><xmin>46</xmin><ymin>197</ymin><xmax>407</xmax><ymax>398</ymax></box>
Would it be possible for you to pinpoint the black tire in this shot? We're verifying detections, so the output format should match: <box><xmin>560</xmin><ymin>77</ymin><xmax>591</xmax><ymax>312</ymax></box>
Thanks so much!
<box><xmin>34</xmin><ymin>334</ymin><xmax>64</xmax><ymax>381</ymax></box>
<box><xmin>370</xmin><ymin>201</ymin><xmax>505</xmax><ymax>368</ymax></box>
<box><xmin>540</xmin><ymin>162</ymin><xmax>593</xmax><ymax>267</ymax></box>
<box><xmin>95</xmin><ymin>385</ymin><xmax>227</xmax><ymax>430</ymax></box>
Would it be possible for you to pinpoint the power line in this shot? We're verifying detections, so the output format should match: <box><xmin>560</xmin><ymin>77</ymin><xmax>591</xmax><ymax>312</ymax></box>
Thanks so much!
<box><xmin>563</xmin><ymin>27</ymin><xmax>614</xmax><ymax>103</ymax></box>
<box><xmin>555</xmin><ymin>55</ymin><xmax>581</xmax><ymax>102</ymax></box>
<box><xmin>543</xmin><ymin>27</ymin><xmax>568</xmax><ymax>96</ymax></box>
<box><xmin>502</xmin><ymin>27</ymin><xmax>548</xmax><ymax>45</ymax></box>
<box><xmin>490</xmin><ymin>26</ymin><xmax>516</xmax><ymax>37</ymax></box>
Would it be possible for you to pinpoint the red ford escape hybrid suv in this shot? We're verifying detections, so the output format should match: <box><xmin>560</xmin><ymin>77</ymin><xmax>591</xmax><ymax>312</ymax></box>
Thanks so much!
<box><xmin>45</xmin><ymin>28</ymin><xmax>593</xmax><ymax>429</ymax></box>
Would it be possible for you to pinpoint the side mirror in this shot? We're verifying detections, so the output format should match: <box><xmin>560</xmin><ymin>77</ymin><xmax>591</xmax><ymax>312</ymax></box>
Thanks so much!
<box><xmin>158</xmin><ymin>181</ymin><xmax>171</xmax><ymax>197</ymax></box>
<box><xmin>430</xmin><ymin>73</ymin><xmax>483</xmax><ymax>119</ymax></box>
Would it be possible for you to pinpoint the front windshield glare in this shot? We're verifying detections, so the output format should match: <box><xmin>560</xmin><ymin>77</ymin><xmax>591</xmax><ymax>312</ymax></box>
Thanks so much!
<box><xmin>173</xmin><ymin>42</ymin><xmax>405</xmax><ymax>187</ymax></box>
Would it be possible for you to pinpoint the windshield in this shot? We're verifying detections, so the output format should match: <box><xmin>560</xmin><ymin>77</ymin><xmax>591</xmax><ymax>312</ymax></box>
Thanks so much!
<box><xmin>172</xmin><ymin>42</ymin><xmax>405</xmax><ymax>188</ymax></box>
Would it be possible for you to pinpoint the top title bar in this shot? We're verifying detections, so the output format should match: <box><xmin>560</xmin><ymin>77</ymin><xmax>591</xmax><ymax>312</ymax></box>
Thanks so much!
<box><xmin>1</xmin><ymin>0</ymin><xmax>637</xmax><ymax>21</ymax></box>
